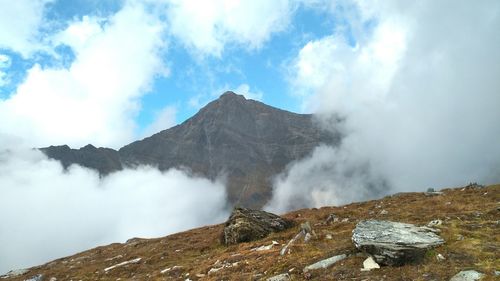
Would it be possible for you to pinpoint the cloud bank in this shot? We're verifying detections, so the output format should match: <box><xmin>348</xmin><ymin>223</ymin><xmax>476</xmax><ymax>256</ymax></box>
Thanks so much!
<box><xmin>267</xmin><ymin>0</ymin><xmax>500</xmax><ymax>212</ymax></box>
<box><xmin>0</xmin><ymin>141</ymin><xmax>228</xmax><ymax>274</ymax></box>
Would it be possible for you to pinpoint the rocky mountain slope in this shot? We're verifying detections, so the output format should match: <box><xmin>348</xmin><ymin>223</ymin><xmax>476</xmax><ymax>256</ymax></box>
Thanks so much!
<box><xmin>41</xmin><ymin>91</ymin><xmax>338</xmax><ymax>208</ymax></box>
<box><xmin>4</xmin><ymin>184</ymin><xmax>498</xmax><ymax>280</ymax></box>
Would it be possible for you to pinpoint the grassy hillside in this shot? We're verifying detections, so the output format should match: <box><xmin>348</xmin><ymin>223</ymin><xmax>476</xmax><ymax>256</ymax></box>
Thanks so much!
<box><xmin>4</xmin><ymin>184</ymin><xmax>499</xmax><ymax>280</ymax></box>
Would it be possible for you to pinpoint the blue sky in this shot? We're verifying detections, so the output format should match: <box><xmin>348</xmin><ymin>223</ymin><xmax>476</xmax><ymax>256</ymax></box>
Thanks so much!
<box><xmin>0</xmin><ymin>0</ymin><xmax>353</xmax><ymax>148</ymax></box>
<box><xmin>0</xmin><ymin>0</ymin><xmax>499</xmax><ymax>188</ymax></box>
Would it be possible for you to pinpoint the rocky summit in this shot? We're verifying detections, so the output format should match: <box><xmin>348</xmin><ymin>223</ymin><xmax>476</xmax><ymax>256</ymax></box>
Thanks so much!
<box><xmin>41</xmin><ymin>91</ymin><xmax>338</xmax><ymax>208</ymax></box>
<box><xmin>3</xmin><ymin>184</ymin><xmax>498</xmax><ymax>280</ymax></box>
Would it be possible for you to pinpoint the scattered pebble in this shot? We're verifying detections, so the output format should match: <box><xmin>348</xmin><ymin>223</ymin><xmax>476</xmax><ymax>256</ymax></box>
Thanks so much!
<box><xmin>428</xmin><ymin>219</ymin><xmax>443</xmax><ymax>227</ymax></box>
<box><xmin>104</xmin><ymin>258</ymin><xmax>141</xmax><ymax>272</ymax></box>
<box><xmin>266</xmin><ymin>273</ymin><xmax>290</xmax><ymax>281</ymax></box>
<box><xmin>303</xmin><ymin>254</ymin><xmax>347</xmax><ymax>272</ymax></box>
<box><xmin>436</xmin><ymin>254</ymin><xmax>445</xmax><ymax>261</ymax></box>
<box><xmin>361</xmin><ymin>256</ymin><xmax>380</xmax><ymax>271</ymax></box>
<box><xmin>304</xmin><ymin>233</ymin><xmax>312</xmax><ymax>242</ymax></box>
<box><xmin>23</xmin><ymin>274</ymin><xmax>43</xmax><ymax>281</ymax></box>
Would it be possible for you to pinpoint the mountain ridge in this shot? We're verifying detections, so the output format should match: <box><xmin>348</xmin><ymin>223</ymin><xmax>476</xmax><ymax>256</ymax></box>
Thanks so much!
<box><xmin>41</xmin><ymin>91</ymin><xmax>339</xmax><ymax>208</ymax></box>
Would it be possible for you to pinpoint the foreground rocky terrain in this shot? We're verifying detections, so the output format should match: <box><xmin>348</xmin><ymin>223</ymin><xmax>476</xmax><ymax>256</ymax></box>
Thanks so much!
<box><xmin>3</xmin><ymin>184</ymin><xmax>498</xmax><ymax>280</ymax></box>
<box><xmin>41</xmin><ymin>92</ymin><xmax>337</xmax><ymax>208</ymax></box>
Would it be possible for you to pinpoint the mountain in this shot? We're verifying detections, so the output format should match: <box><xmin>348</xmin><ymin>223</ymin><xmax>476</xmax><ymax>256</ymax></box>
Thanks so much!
<box><xmin>41</xmin><ymin>91</ymin><xmax>338</xmax><ymax>208</ymax></box>
<box><xmin>4</xmin><ymin>184</ymin><xmax>498</xmax><ymax>280</ymax></box>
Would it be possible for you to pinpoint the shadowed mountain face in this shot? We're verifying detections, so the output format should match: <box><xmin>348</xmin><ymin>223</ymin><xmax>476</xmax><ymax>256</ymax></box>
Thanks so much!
<box><xmin>41</xmin><ymin>92</ymin><xmax>339</xmax><ymax>208</ymax></box>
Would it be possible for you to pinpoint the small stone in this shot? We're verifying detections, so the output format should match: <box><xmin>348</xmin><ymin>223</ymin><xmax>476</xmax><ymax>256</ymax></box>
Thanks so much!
<box><xmin>449</xmin><ymin>270</ymin><xmax>484</xmax><ymax>281</ymax></box>
<box><xmin>326</xmin><ymin>214</ymin><xmax>338</xmax><ymax>224</ymax></box>
<box><xmin>301</xmin><ymin>221</ymin><xmax>312</xmax><ymax>233</ymax></box>
<box><xmin>303</xmin><ymin>254</ymin><xmax>347</xmax><ymax>272</ymax></box>
<box><xmin>266</xmin><ymin>273</ymin><xmax>290</xmax><ymax>281</ymax></box>
<box><xmin>436</xmin><ymin>254</ymin><xmax>445</xmax><ymax>261</ymax></box>
<box><xmin>427</xmin><ymin>219</ymin><xmax>443</xmax><ymax>227</ymax></box>
<box><xmin>361</xmin><ymin>256</ymin><xmax>380</xmax><ymax>271</ymax></box>
<box><xmin>304</xmin><ymin>233</ymin><xmax>312</xmax><ymax>242</ymax></box>
<box><xmin>208</xmin><ymin>267</ymin><xmax>223</xmax><ymax>275</ymax></box>
<box><xmin>104</xmin><ymin>258</ymin><xmax>142</xmax><ymax>272</ymax></box>
<box><xmin>23</xmin><ymin>274</ymin><xmax>43</xmax><ymax>281</ymax></box>
<box><xmin>325</xmin><ymin>234</ymin><xmax>333</xmax><ymax>240</ymax></box>
<box><xmin>425</xmin><ymin>190</ymin><xmax>444</xmax><ymax>196</ymax></box>
<box><xmin>380</xmin><ymin>210</ymin><xmax>388</xmax><ymax>215</ymax></box>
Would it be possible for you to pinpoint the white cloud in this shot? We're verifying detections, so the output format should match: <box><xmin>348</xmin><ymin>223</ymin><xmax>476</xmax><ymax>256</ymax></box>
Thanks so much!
<box><xmin>0</xmin><ymin>1</ymin><xmax>166</xmax><ymax>148</ymax></box>
<box><xmin>166</xmin><ymin>0</ymin><xmax>295</xmax><ymax>56</ymax></box>
<box><xmin>265</xmin><ymin>145</ymin><xmax>387</xmax><ymax>213</ymax></box>
<box><xmin>268</xmin><ymin>0</ymin><xmax>500</xmax><ymax>212</ymax></box>
<box><xmin>234</xmin><ymin>83</ymin><xmax>263</xmax><ymax>101</ymax></box>
<box><xmin>0</xmin><ymin>54</ymin><xmax>11</xmax><ymax>87</ymax></box>
<box><xmin>52</xmin><ymin>15</ymin><xmax>105</xmax><ymax>53</ymax></box>
<box><xmin>0</xmin><ymin>0</ymin><xmax>52</xmax><ymax>57</ymax></box>
<box><xmin>141</xmin><ymin>105</ymin><xmax>177</xmax><ymax>137</ymax></box>
<box><xmin>0</xmin><ymin>142</ymin><xmax>228</xmax><ymax>273</ymax></box>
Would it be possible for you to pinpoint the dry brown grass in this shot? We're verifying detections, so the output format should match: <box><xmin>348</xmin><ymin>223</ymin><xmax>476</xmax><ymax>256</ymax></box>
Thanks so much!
<box><xmin>4</xmin><ymin>184</ymin><xmax>499</xmax><ymax>281</ymax></box>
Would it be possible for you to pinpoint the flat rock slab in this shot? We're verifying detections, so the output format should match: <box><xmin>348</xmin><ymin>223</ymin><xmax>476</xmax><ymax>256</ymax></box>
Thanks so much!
<box><xmin>352</xmin><ymin>220</ymin><xmax>444</xmax><ymax>266</ymax></box>
<box><xmin>221</xmin><ymin>207</ymin><xmax>293</xmax><ymax>245</ymax></box>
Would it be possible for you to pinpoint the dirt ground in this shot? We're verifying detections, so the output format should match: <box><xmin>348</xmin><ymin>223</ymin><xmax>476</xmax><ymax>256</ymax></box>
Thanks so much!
<box><xmin>4</xmin><ymin>184</ymin><xmax>499</xmax><ymax>281</ymax></box>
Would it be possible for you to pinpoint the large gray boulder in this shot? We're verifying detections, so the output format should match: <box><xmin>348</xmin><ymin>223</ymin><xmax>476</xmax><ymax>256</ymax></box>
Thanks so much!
<box><xmin>221</xmin><ymin>207</ymin><xmax>293</xmax><ymax>245</ymax></box>
<box><xmin>352</xmin><ymin>220</ymin><xmax>444</xmax><ymax>266</ymax></box>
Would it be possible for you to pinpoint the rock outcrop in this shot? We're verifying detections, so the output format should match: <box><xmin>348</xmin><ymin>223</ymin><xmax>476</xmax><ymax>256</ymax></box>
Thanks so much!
<box><xmin>352</xmin><ymin>220</ymin><xmax>445</xmax><ymax>266</ymax></box>
<box><xmin>221</xmin><ymin>207</ymin><xmax>293</xmax><ymax>245</ymax></box>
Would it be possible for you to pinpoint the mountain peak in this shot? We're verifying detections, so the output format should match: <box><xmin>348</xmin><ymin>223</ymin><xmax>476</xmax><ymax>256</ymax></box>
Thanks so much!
<box><xmin>219</xmin><ymin>91</ymin><xmax>246</xmax><ymax>100</ymax></box>
<box><xmin>42</xmin><ymin>93</ymin><xmax>338</xmax><ymax>208</ymax></box>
